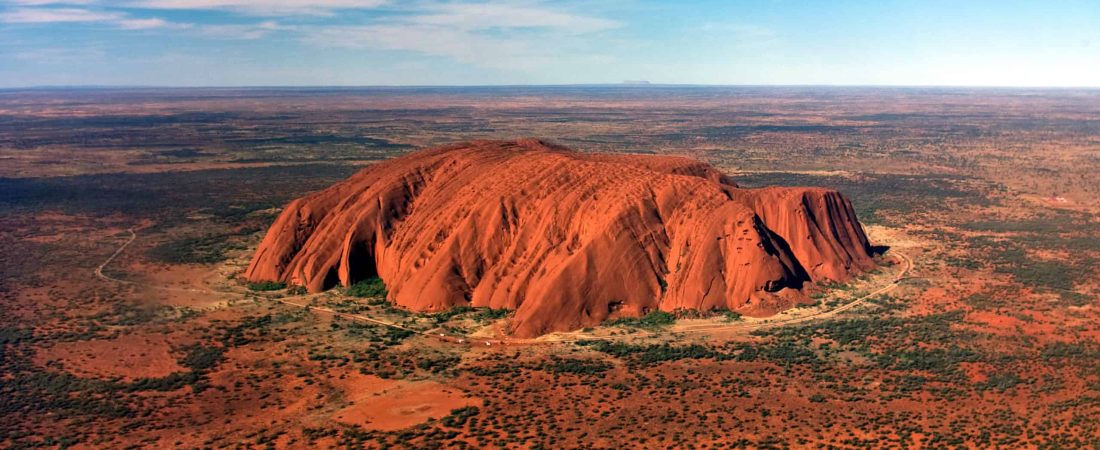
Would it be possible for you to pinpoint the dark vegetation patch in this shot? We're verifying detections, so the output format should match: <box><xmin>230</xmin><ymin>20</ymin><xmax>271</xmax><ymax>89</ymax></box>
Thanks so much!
<box><xmin>0</xmin><ymin>304</ymin><xmax>322</xmax><ymax>447</ymax></box>
<box><xmin>312</xmin><ymin>315</ymin><xmax>457</xmax><ymax>380</ymax></box>
<box><xmin>865</xmin><ymin>294</ymin><xmax>908</xmax><ymax>313</ymax></box>
<box><xmin>2</xmin><ymin>112</ymin><xmax>237</xmax><ymax>130</ymax></box>
<box><xmin>345</xmin><ymin>277</ymin><xmax>387</xmax><ymax>298</ymax></box>
<box><xmin>845</xmin><ymin>112</ymin><xmax>1100</xmax><ymax>133</ymax></box>
<box><xmin>723</xmin><ymin>310</ymin><xmax>743</xmax><ymax>321</ymax></box>
<box><xmin>959</xmin><ymin>210</ymin><xmax>1100</xmax><ymax>257</ymax></box>
<box><xmin>750</xmin><ymin>311</ymin><xmax>991</xmax><ymax>383</ymax></box>
<box><xmin>247</xmin><ymin>281</ymin><xmax>286</xmax><ymax>292</ymax></box>
<box><xmin>148</xmin><ymin>232</ymin><xmax>250</xmax><ymax>264</ymax></box>
<box><xmin>159</xmin><ymin>148</ymin><xmax>210</xmax><ymax>158</ymax></box>
<box><xmin>577</xmin><ymin>341</ymin><xmax>719</xmax><ymax>367</ymax></box>
<box><xmin>227</xmin><ymin>135</ymin><xmax>408</xmax><ymax>148</ymax></box>
<box><xmin>696</xmin><ymin>124</ymin><xmax>883</xmax><ymax>137</ymax></box>
<box><xmin>0</xmin><ymin>113</ymin><xmax>238</xmax><ymax>148</ymax></box>
<box><xmin>89</xmin><ymin>302</ymin><xmax>174</xmax><ymax>327</ymax></box>
<box><xmin>979</xmin><ymin>372</ymin><xmax>1023</xmax><ymax>392</ymax></box>
<box><xmin>338</xmin><ymin>320</ymin><xmax>415</xmax><ymax>347</ymax></box>
<box><xmin>735</xmin><ymin>172</ymin><xmax>991</xmax><ymax>225</ymax></box>
<box><xmin>178</xmin><ymin>344</ymin><xmax>225</xmax><ymax>371</ymax></box>
<box><xmin>427</xmin><ymin>306</ymin><xmax>511</xmax><ymax>324</ymax></box>
<box><xmin>440</xmin><ymin>406</ymin><xmax>480</xmax><ymax>428</ymax></box>
<box><xmin>958</xmin><ymin>209</ymin><xmax>1094</xmax><ymax>235</ymax></box>
<box><xmin>538</xmin><ymin>356</ymin><xmax>613</xmax><ymax>375</ymax></box>
<box><xmin>1041</xmin><ymin>341</ymin><xmax>1100</xmax><ymax>367</ymax></box>
<box><xmin>0</xmin><ymin>324</ymin><xmax>234</xmax><ymax>442</ymax></box>
<box><xmin>963</xmin><ymin>291</ymin><xmax>1011</xmax><ymax>310</ymax></box>
<box><xmin>318</xmin><ymin>331</ymin><xmax>455</xmax><ymax>375</ymax></box>
<box><xmin>578</xmin><ymin>311</ymin><xmax>989</xmax><ymax>380</ymax></box>
<box><xmin>607</xmin><ymin>310</ymin><xmax>676</xmax><ymax>329</ymax></box>
<box><xmin>0</xmin><ymin>164</ymin><xmax>359</xmax><ymax>220</ymax></box>
<box><xmin>965</xmin><ymin>236</ymin><xmax>1091</xmax><ymax>303</ymax></box>
<box><xmin>127</xmin><ymin>148</ymin><xmax>216</xmax><ymax>165</ymax></box>
<box><xmin>415</xmin><ymin>354</ymin><xmax>462</xmax><ymax>374</ymax></box>
<box><xmin>958</xmin><ymin>209</ymin><xmax>1097</xmax><ymax>306</ymax></box>
<box><xmin>219</xmin><ymin>313</ymin><xmax>301</xmax><ymax>347</ymax></box>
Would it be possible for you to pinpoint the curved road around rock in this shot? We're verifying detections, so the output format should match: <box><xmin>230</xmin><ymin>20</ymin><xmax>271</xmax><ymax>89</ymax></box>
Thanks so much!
<box><xmin>97</xmin><ymin>227</ymin><xmax>912</xmax><ymax>347</ymax></box>
<box><xmin>669</xmin><ymin>251</ymin><xmax>912</xmax><ymax>334</ymax></box>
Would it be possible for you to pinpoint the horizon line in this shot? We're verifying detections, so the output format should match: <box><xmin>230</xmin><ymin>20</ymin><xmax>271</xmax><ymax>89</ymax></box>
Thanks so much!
<box><xmin>3</xmin><ymin>83</ymin><xmax>1100</xmax><ymax>91</ymax></box>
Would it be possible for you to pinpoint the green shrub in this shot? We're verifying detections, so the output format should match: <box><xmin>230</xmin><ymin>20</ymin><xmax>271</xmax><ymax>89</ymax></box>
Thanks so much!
<box><xmin>430</xmin><ymin>306</ymin><xmax>475</xmax><ymax>323</ymax></box>
<box><xmin>441</xmin><ymin>406</ymin><xmax>480</xmax><ymax>428</ymax></box>
<box><xmin>416</xmin><ymin>355</ymin><xmax>462</xmax><ymax>373</ymax></box>
<box><xmin>179</xmin><ymin>345</ymin><xmax>225</xmax><ymax>371</ymax></box>
<box><xmin>540</xmin><ymin>356</ymin><xmax>612</xmax><ymax>375</ymax></box>
<box><xmin>980</xmin><ymin>372</ymin><xmax>1022</xmax><ymax>392</ymax></box>
<box><xmin>578</xmin><ymin>341</ymin><xmax>717</xmax><ymax>366</ymax></box>
<box><xmin>247</xmin><ymin>281</ymin><xmax>286</xmax><ymax>291</ymax></box>
<box><xmin>346</xmin><ymin>277</ymin><xmax>387</xmax><ymax>298</ymax></box>
<box><xmin>608</xmin><ymin>310</ymin><xmax>676</xmax><ymax>329</ymax></box>
<box><xmin>473</xmin><ymin>308</ymin><xmax>511</xmax><ymax>322</ymax></box>
<box><xmin>126</xmin><ymin>371</ymin><xmax>200</xmax><ymax>392</ymax></box>
<box><xmin>148</xmin><ymin>234</ymin><xmax>238</xmax><ymax>264</ymax></box>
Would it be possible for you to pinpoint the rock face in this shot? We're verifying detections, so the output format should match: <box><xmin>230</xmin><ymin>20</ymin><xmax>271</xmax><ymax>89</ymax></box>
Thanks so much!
<box><xmin>246</xmin><ymin>139</ymin><xmax>876</xmax><ymax>337</ymax></box>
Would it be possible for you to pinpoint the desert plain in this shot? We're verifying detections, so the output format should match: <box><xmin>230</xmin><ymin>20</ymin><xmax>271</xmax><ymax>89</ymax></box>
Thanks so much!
<box><xmin>1</xmin><ymin>86</ymin><xmax>1098</xmax><ymax>449</ymax></box>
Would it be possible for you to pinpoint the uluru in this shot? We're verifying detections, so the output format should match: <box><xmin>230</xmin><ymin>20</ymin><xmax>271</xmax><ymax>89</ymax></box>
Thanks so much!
<box><xmin>246</xmin><ymin>139</ymin><xmax>876</xmax><ymax>337</ymax></box>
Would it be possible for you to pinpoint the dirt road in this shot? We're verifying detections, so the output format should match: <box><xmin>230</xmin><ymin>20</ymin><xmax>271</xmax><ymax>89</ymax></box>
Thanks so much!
<box><xmin>97</xmin><ymin>227</ymin><xmax>912</xmax><ymax>347</ymax></box>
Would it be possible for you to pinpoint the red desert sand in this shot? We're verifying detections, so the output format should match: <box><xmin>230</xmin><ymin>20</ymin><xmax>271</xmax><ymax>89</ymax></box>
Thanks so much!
<box><xmin>247</xmin><ymin>139</ymin><xmax>875</xmax><ymax>337</ymax></box>
<box><xmin>331</xmin><ymin>374</ymin><xmax>481</xmax><ymax>431</ymax></box>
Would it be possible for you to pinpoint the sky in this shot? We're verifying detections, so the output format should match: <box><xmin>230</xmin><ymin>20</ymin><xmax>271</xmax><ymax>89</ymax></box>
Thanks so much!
<box><xmin>0</xmin><ymin>0</ymin><xmax>1098</xmax><ymax>87</ymax></box>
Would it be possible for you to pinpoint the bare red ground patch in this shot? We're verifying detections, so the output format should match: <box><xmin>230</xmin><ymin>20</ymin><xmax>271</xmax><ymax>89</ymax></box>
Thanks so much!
<box><xmin>331</xmin><ymin>373</ymin><xmax>482</xmax><ymax>431</ymax></box>
<box><xmin>33</xmin><ymin>333</ymin><xmax>183</xmax><ymax>380</ymax></box>
<box><xmin>960</xmin><ymin>362</ymin><xmax>995</xmax><ymax>383</ymax></box>
<box><xmin>123</xmin><ymin>261</ymin><xmax>231</xmax><ymax>308</ymax></box>
<box><xmin>966</xmin><ymin>311</ymin><xmax>1026</xmax><ymax>335</ymax></box>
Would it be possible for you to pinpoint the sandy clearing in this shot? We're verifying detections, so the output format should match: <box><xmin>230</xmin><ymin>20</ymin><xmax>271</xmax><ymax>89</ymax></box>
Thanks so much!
<box><xmin>33</xmin><ymin>333</ymin><xmax>184</xmax><ymax>380</ymax></box>
<box><xmin>331</xmin><ymin>373</ymin><xmax>482</xmax><ymax>431</ymax></box>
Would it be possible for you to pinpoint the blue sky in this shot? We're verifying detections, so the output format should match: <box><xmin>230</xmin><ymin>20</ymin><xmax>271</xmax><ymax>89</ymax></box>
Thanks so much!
<box><xmin>1</xmin><ymin>0</ymin><xmax>1097</xmax><ymax>87</ymax></box>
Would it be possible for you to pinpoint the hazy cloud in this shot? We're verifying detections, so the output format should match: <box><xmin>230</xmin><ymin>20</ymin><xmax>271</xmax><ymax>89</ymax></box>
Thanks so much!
<box><xmin>301</xmin><ymin>2</ymin><xmax>619</xmax><ymax>70</ymax></box>
<box><xmin>697</xmin><ymin>23</ymin><xmax>780</xmax><ymax>47</ymax></box>
<box><xmin>128</xmin><ymin>0</ymin><xmax>387</xmax><ymax>16</ymax></box>
<box><xmin>0</xmin><ymin>5</ymin><xmax>189</xmax><ymax>30</ymax></box>
<box><xmin>305</xmin><ymin>24</ymin><xmax>527</xmax><ymax>62</ymax></box>
<box><xmin>306</xmin><ymin>22</ymin><xmax>613</xmax><ymax>71</ymax></box>
<box><xmin>198</xmin><ymin>20</ymin><xmax>281</xmax><ymax>39</ymax></box>
<box><xmin>12</xmin><ymin>45</ymin><xmax>106</xmax><ymax>62</ymax></box>
<box><xmin>6</xmin><ymin>0</ymin><xmax>98</xmax><ymax>5</ymax></box>
<box><xmin>411</xmin><ymin>3</ymin><xmax>620</xmax><ymax>33</ymax></box>
<box><xmin>0</xmin><ymin>7</ymin><xmax>121</xmax><ymax>22</ymax></box>
<box><xmin>117</xmin><ymin>16</ymin><xmax>190</xmax><ymax>29</ymax></box>
<box><xmin>3</xmin><ymin>1</ymin><xmax>621</xmax><ymax>73</ymax></box>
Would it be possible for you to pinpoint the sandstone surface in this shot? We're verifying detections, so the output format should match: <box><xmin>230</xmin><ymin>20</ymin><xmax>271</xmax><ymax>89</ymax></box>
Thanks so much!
<box><xmin>246</xmin><ymin>140</ymin><xmax>875</xmax><ymax>337</ymax></box>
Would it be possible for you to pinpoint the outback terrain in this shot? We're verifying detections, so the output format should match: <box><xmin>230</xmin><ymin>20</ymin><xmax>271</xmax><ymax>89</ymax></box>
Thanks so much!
<box><xmin>1</xmin><ymin>86</ymin><xmax>1098</xmax><ymax>449</ymax></box>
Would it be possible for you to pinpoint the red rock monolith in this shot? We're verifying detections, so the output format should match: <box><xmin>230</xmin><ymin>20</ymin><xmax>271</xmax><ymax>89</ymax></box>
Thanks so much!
<box><xmin>246</xmin><ymin>139</ymin><xmax>875</xmax><ymax>337</ymax></box>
